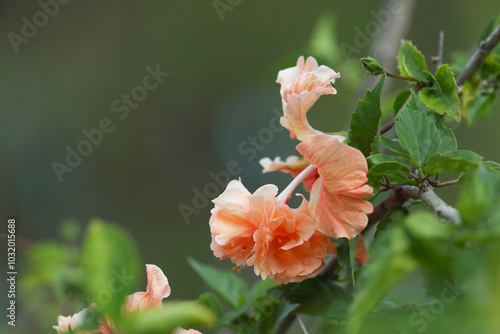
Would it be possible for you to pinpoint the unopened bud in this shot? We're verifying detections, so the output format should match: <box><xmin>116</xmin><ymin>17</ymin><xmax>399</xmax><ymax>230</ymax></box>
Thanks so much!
<box><xmin>361</xmin><ymin>56</ymin><xmax>384</xmax><ymax>75</ymax></box>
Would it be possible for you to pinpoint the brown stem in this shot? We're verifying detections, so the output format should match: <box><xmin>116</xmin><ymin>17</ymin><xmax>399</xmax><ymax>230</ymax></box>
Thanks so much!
<box><xmin>363</xmin><ymin>188</ymin><xmax>411</xmax><ymax>234</ymax></box>
<box><xmin>434</xmin><ymin>179</ymin><xmax>459</xmax><ymax>188</ymax></box>
<box><xmin>363</xmin><ymin>182</ymin><xmax>462</xmax><ymax>233</ymax></box>
<box><xmin>384</xmin><ymin>71</ymin><xmax>417</xmax><ymax>82</ymax></box>
<box><xmin>456</xmin><ymin>23</ymin><xmax>500</xmax><ymax>86</ymax></box>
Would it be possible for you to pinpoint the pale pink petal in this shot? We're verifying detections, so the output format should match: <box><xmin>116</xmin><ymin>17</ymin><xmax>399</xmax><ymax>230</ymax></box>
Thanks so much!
<box><xmin>53</xmin><ymin>307</ymin><xmax>92</xmax><ymax>333</ymax></box>
<box><xmin>297</xmin><ymin>135</ymin><xmax>373</xmax><ymax>239</ymax></box>
<box><xmin>124</xmin><ymin>264</ymin><xmax>170</xmax><ymax>313</ymax></box>
<box><xmin>173</xmin><ymin>327</ymin><xmax>202</xmax><ymax>334</ymax></box>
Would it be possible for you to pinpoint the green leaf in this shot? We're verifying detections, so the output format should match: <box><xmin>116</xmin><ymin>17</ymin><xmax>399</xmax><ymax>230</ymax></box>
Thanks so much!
<box><xmin>119</xmin><ymin>302</ymin><xmax>215</xmax><ymax>334</ymax></box>
<box><xmin>467</xmin><ymin>92</ymin><xmax>496</xmax><ymax>124</ymax></box>
<box><xmin>409</xmin><ymin>89</ymin><xmax>457</xmax><ymax>153</ymax></box>
<box><xmin>249</xmin><ymin>279</ymin><xmax>280</xmax><ymax>302</ymax></box>
<box><xmin>379</xmin><ymin>137</ymin><xmax>414</xmax><ymax>165</ymax></box>
<box><xmin>367</xmin><ymin>154</ymin><xmax>411</xmax><ymax>167</ymax></box>
<box><xmin>424</xmin><ymin>110</ymin><xmax>457</xmax><ymax>152</ymax></box>
<box><xmin>81</xmin><ymin>219</ymin><xmax>140</xmax><ymax>319</ymax></box>
<box><xmin>457</xmin><ymin>166</ymin><xmax>500</xmax><ymax>225</ymax></box>
<box><xmin>395</xmin><ymin>107</ymin><xmax>441</xmax><ymax>167</ymax></box>
<box><xmin>478</xmin><ymin>15</ymin><xmax>500</xmax><ymax>55</ymax></box>
<box><xmin>334</xmin><ymin>236</ymin><xmax>359</xmax><ymax>287</ymax></box>
<box><xmin>188</xmin><ymin>258</ymin><xmax>247</xmax><ymax>309</ymax></box>
<box><xmin>407</xmin><ymin>90</ymin><xmax>429</xmax><ymax>111</ymax></box>
<box><xmin>347</xmin><ymin>225</ymin><xmax>418</xmax><ymax>334</ymax></box>
<box><xmin>424</xmin><ymin>150</ymin><xmax>483</xmax><ymax>174</ymax></box>
<box><xmin>368</xmin><ymin>161</ymin><xmax>411</xmax><ymax>183</ymax></box>
<box><xmin>196</xmin><ymin>292</ymin><xmax>223</xmax><ymax>319</ymax></box>
<box><xmin>393</xmin><ymin>91</ymin><xmax>411</xmax><ymax>114</ymax></box>
<box><xmin>397</xmin><ymin>40</ymin><xmax>428</xmax><ymax>82</ymax></box>
<box><xmin>274</xmin><ymin>276</ymin><xmax>353</xmax><ymax>319</ymax></box>
<box><xmin>348</xmin><ymin>74</ymin><xmax>386</xmax><ymax>157</ymax></box>
<box><xmin>419</xmin><ymin>65</ymin><xmax>461</xmax><ymax>121</ymax></box>
<box><xmin>374</xmin><ymin>207</ymin><xmax>409</xmax><ymax>239</ymax></box>
<box><xmin>404</xmin><ymin>211</ymin><xmax>455</xmax><ymax>282</ymax></box>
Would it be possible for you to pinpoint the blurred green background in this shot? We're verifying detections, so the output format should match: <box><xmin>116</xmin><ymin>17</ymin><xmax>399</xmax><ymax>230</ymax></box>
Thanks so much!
<box><xmin>1</xmin><ymin>0</ymin><xmax>500</xmax><ymax>332</ymax></box>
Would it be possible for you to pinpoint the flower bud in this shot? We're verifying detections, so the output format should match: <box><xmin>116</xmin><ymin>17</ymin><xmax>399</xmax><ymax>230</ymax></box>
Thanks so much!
<box><xmin>361</xmin><ymin>56</ymin><xmax>384</xmax><ymax>75</ymax></box>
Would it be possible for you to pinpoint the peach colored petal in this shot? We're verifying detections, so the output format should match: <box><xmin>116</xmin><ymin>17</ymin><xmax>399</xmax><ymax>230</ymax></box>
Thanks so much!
<box><xmin>124</xmin><ymin>264</ymin><xmax>170</xmax><ymax>313</ymax></box>
<box><xmin>259</xmin><ymin>156</ymin><xmax>318</xmax><ymax>192</ymax></box>
<box><xmin>297</xmin><ymin>135</ymin><xmax>373</xmax><ymax>239</ymax></box>
<box><xmin>246</xmin><ymin>196</ymin><xmax>335</xmax><ymax>284</ymax></box>
<box><xmin>173</xmin><ymin>328</ymin><xmax>202</xmax><ymax>334</ymax></box>
<box><xmin>210</xmin><ymin>180</ymin><xmax>260</xmax><ymax>266</ymax></box>
<box><xmin>354</xmin><ymin>234</ymin><xmax>370</xmax><ymax>265</ymax></box>
<box><xmin>276</xmin><ymin>56</ymin><xmax>341</xmax><ymax>141</ymax></box>
<box><xmin>210</xmin><ymin>180</ymin><xmax>335</xmax><ymax>284</ymax></box>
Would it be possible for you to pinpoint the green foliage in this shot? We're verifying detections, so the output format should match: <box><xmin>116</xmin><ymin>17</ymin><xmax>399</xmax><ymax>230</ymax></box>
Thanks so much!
<box><xmin>397</xmin><ymin>40</ymin><xmax>428</xmax><ymax>82</ymax></box>
<box><xmin>419</xmin><ymin>65</ymin><xmax>461</xmax><ymax>121</ymax></box>
<box><xmin>458</xmin><ymin>166</ymin><xmax>500</xmax><ymax>224</ymax></box>
<box><xmin>334</xmin><ymin>236</ymin><xmax>359</xmax><ymax>286</ymax></box>
<box><xmin>462</xmin><ymin>78</ymin><xmax>497</xmax><ymax>124</ymax></box>
<box><xmin>188</xmin><ymin>258</ymin><xmax>247</xmax><ymax>309</ymax></box>
<box><xmin>118</xmin><ymin>302</ymin><xmax>215</xmax><ymax>334</ymax></box>
<box><xmin>347</xmin><ymin>224</ymin><xmax>418</xmax><ymax>334</ymax></box>
<box><xmin>393</xmin><ymin>90</ymin><xmax>411</xmax><ymax>114</ymax></box>
<box><xmin>81</xmin><ymin>219</ymin><xmax>141</xmax><ymax>319</ymax></box>
<box><xmin>348</xmin><ymin>74</ymin><xmax>386</xmax><ymax>156</ymax></box>
<box><xmin>395</xmin><ymin>107</ymin><xmax>441</xmax><ymax>167</ymax></box>
<box><xmin>367</xmin><ymin>160</ymin><xmax>411</xmax><ymax>184</ymax></box>
<box><xmin>424</xmin><ymin>150</ymin><xmax>483</xmax><ymax>174</ymax></box>
<box><xmin>274</xmin><ymin>276</ymin><xmax>353</xmax><ymax>319</ymax></box>
<box><xmin>374</xmin><ymin>207</ymin><xmax>408</xmax><ymax>239</ymax></box>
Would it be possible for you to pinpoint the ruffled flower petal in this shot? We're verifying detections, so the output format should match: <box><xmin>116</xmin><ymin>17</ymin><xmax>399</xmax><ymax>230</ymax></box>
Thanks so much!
<box><xmin>297</xmin><ymin>135</ymin><xmax>373</xmax><ymax>239</ymax></box>
<box><xmin>276</xmin><ymin>56</ymin><xmax>341</xmax><ymax>141</ymax></box>
<box><xmin>210</xmin><ymin>180</ymin><xmax>335</xmax><ymax>284</ymax></box>
<box><xmin>124</xmin><ymin>264</ymin><xmax>170</xmax><ymax>313</ymax></box>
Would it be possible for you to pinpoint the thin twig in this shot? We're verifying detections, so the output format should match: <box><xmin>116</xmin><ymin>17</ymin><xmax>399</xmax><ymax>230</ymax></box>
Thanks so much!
<box><xmin>384</xmin><ymin>71</ymin><xmax>417</xmax><ymax>82</ymax></box>
<box><xmin>438</xmin><ymin>30</ymin><xmax>444</xmax><ymax>67</ymax></box>
<box><xmin>364</xmin><ymin>182</ymin><xmax>462</xmax><ymax>233</ymax></box>
<box><xmin>363</xmin><ymin>189</ymin><xmax>410</xmax><ymax>234</ymax></box>
<box><xmin>397</xmin><ymin>184</ymin><xmax>461</xmax><ymax>223</ymax></box>
<box><xmin>456</xmin><ymin>23</ymin><xmax>500</xmax><ymax>86</ymax></box>
<box><xmin>433</xmin><ymin>179</ymin><xmax>459</xmax><ymax>188</ymax></box>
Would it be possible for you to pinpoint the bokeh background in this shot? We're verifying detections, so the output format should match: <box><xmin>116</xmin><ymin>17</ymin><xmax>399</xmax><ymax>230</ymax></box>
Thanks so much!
<box><xmin>1</xmin><ymin>0</ymin><xmax>500</xmax><ymax>332</ymax></box>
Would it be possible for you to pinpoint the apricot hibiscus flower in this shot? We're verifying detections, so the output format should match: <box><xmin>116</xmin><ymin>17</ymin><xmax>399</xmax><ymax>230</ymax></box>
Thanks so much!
<box><xmin>210</xmin><ymin>179</ymin><xmax>335</xmax><ymax>284</ymax></box>
<box><xmin>276</xmin><ymin>56</ymin><xmax>342</xmax><ymax>141</ymax></box>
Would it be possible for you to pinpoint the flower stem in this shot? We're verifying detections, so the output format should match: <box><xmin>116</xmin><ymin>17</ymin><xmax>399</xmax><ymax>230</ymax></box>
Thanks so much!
<box><xmin>384</xmin><ymin>71</ymin><xmax>417</xmax><ymax>82</ymax></box>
